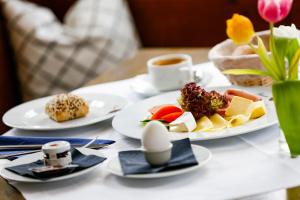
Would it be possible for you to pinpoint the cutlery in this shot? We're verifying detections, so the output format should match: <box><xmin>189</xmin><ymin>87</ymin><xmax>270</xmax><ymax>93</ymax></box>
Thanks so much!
<box><xmin>0</xmin><ymin>142</ymin><xmax>111</xmax><ymax>159</ymax></box>
<box><xmin>0</xmin><ymin>143</ymin><xmax>110</xmax><ymax>150</ymax></box>
<box><xmin>82</xmin><ymin>136</ymin><xmax>99</xmax><ymax>148</ymax></box>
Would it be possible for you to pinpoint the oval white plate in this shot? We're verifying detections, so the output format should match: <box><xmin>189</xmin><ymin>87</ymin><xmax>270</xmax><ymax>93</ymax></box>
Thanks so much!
<box><xmin>107</xmin><ymin>145</ymin><xmax>211</xmax><ymax>178</ymax></box>
<box><xmin>3</xmin><ymin>93</ymin><xmax>127</xmax><ymax>131</ymax></box>
<box><xmin>0</xmin><ymin>148</ymin><xmax>104</xmax><ymax>183</ymax></box>
<box><xmin>112</xmin><ymin>86</ymin><xmax>277</xmax><ymax>141</ymax></box>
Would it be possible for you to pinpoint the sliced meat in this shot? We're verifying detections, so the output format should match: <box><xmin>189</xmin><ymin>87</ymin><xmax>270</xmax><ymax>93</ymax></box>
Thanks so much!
<box><xmin>224</xmin><ymin>89</ymin><xmax>262</xmax><ymax>102</ymax></box>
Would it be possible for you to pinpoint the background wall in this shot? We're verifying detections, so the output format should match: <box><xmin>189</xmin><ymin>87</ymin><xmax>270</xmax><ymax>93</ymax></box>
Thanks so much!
<box><xmin>127</xmin><ymin>0</ymin><xmax>299</xmax><ymax>47</ymax></box>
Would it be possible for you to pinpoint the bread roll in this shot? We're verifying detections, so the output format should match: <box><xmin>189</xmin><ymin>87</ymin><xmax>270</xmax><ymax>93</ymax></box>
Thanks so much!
<box><xmin>45</xmin><ymin>94</ymin><xmax>89</xmax><ymax>122</ymax></box>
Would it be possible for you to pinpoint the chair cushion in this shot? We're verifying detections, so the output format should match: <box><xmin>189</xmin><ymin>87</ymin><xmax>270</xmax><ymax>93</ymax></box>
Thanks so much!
<box><xmin>2</xmin><ymin>0</ymin><xmax>139</xmax><ymax>100</ymax></box>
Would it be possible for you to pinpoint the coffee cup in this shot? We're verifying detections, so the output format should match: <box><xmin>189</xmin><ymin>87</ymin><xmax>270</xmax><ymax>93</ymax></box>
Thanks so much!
<box><xmin>147</xmin><ymin>54</ymin><xmax>200</xmax><ymax>91</ymax></box>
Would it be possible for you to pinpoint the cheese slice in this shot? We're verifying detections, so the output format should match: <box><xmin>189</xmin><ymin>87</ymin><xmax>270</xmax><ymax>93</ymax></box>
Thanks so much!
<box><xmin>209</xmin><ymin>114</ymin><xmax>228</xmax><ymax>130</ymax></box>
<box><xmin>227</xmin><ymin>114</ymin><xmax>250</xmax><ymax>127</ymax></box>
<box><xmin>250</xmin><ymin>101</ymin><xmax>267</xmax><ymax>119</ymax></box>
<box><xmin>169</xmin><ymin>112</ymin><xmax>197</xmax><ymax>132</ymax></box>
<box><xmin>194</xmin><ymin>116</ymin><xmax>214</xmax><ymax>132</ymax></box>
<box><xmin>225</xmin><ymin>96</ymin><xmax>254</xmax><ymax>117</ymax></box>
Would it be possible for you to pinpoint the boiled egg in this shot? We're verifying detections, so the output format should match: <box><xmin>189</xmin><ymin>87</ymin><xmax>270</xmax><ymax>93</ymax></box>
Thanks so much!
<box><xmin>142</xmin><ymin>121</ymin><xmax>172</xmax><ymax>152</ymax></box>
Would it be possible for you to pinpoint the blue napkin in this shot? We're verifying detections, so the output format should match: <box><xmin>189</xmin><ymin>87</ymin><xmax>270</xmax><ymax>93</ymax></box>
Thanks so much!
<box><xmin>0</xmin><ymin>136</ymin><xmax>114</xmax><ymax>160</ymax></box>
<box><xmin>5</xmin><ymin>148</ymin><xmax>106</xmax><ymax>179</ymax></box>
<box><xmin>119</xmin><ymin>138</ymin><xmax>198</xmax><ymax>175</ymax></box>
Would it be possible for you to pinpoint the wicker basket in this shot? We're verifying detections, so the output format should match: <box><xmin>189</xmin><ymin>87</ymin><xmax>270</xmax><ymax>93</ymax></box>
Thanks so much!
<box><xmin>208</xmin><ymin>31</ymin><xmax>273</xmax><ymax>86</ymax></box>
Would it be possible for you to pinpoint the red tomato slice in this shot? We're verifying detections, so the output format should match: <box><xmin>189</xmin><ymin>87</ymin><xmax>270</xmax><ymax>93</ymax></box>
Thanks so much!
<box><xmin>161</xmin><ymin>112</ymin><xmax>183</xmax><ymax>123</ymax></box>
<box><xmin>151</xmin><ymin>105</ymin><xmax>182</xmax><ymax>120</ymax></box>
<box><xmin>148</xmin><ymin>104</ymin><xmax>175</xmax><ymax>114</ymax></box>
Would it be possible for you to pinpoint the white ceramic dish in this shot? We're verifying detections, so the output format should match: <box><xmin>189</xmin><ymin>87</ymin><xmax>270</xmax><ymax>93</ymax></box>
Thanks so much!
<box><xmin>112</xmin><ymin>86</ymin><xmax>277</xmax><ymax>141</ymax></box>
<box><xmin>0</xmin><ymin>148</ymin><xmax>104</xmax><ymax>183</ymax></box>
<box><xmin>130</xmin><ymin>70</ymin><xmax>211</xmax><ymax>98</ymax></box>
<box><xmin>3</xmin><ymin>93</ymin><xmax>127</xmax><ymax>131</ymax></box>
<box><xmin>106</xmin><ymin>145</ymin><xmax>211</xmax><ymax>178</ymax></box>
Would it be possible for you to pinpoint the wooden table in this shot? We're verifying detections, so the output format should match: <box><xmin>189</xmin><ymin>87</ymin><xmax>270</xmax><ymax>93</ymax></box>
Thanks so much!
<box><xmin>87</xmin><ymin>48</ymin><xmax>210</xmax><ymax>85</ymax></box>
<box><xmin>0</xmin><ymin>48</ymin><xmax>299</xmax><ymax>200</ymax></box>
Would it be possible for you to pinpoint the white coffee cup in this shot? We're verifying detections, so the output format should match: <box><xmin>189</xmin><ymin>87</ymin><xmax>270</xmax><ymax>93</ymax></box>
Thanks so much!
<box><xmin>147</xmin><ymin>54</ymin><xmax>198</xmax><ymax>91</ymax></box>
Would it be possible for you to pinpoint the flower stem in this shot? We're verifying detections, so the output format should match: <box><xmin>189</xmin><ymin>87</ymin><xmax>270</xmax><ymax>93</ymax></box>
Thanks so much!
<box><xmin>270</xmin><ymin>23</ymin><xmax>274</xmax><ymax>37</ymax></box>
<box><xmin>269</xmin><ymin>23</ymin><xmax>285</xmax><ymax>81</ymax></box>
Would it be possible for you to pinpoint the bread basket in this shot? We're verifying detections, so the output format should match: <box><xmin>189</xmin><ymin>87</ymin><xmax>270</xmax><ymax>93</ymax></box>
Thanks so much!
<box><xmin>208</xmin><ymin>31</ymin><xmax>272</xmax><ymax>86</ymax></box>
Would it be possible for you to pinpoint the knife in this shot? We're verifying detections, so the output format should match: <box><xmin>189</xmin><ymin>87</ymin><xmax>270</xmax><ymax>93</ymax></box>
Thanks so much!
<box><xmin>0</xmin><ymin>143</ymin><xmax>110</xmax><ymax>150</ymax></box>
<box><xmin>0</xmin><ymin>143</ymin><xmax>111</xmax><ymax>159</ymax></box>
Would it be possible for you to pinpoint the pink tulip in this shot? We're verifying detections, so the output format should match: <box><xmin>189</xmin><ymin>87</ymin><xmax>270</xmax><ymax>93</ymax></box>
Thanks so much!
<box><xmin>258</xmin><ymin>0</ymin><xmax>293</xmax><ymax>23</ymax></box>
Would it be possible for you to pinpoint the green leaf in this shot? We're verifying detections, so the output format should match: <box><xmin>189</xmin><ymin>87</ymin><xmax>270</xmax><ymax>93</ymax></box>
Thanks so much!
<box><xmin>286</xmin><ymin>38</ymin><xmax>299</xmax><ymax>66</ymax></box>
<box><xmin>256</xmin><ymin>36</ymin><xmax>280</xmax><ymax>81</ymax></box>
<box><xmin>223</xmin><ymin>69</ymin><xmax>270</xmax><ymax>76</ymax></box>
<box><xmin>269</xmin><ymin>28</ymin><xmax>285</xmax><ymax>80</ymax></box>
<box><xmin>288</xmin><ymin>47</ymin><xmax>300</xmax><ymax>80</ymax></box>
<box><xmin>140</xmin><ymin>119</ymin><xmax>169</xmax><ymax>126</ymax></box>
<box><xmin>274</xmin><ymin>37</ymin><xmax>290</xmax><ymax>78</ymax></box>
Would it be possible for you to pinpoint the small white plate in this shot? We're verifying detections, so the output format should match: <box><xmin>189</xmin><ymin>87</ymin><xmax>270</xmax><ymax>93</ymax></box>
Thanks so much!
<box><xmin>0</xmin><ymin>148</ymin><xmax>104</xmax><ymax>183</ymax></box>
<box><xmin>3</xmin><ymin>93</ymin><xmax>127</xmax><ymax>131</ymax></box>
<box><xmin>112</xmin><ymin>86</ymin><xmax>277</xmax><ymax>141</ymax></box>
<box><xmin>106</xmin><ymin>145</ymin><xmax>211</xmax><ymax>178</ymax></box>
<box><xmin>130</xmin><ymin>70</ymin><xmax>211</xmax><ymax>98</ymax></box>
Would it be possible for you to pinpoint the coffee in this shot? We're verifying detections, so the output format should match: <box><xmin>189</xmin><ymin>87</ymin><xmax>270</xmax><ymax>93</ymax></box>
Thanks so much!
<box><xmin>147</xmin><ymin>54</ymin><xmax>194</xmax><ymax>91</ymax></box>
<box><xmin>153</xmin><ymin>57</ymin><xmax>185</xmax><ymax>66</ymax></box>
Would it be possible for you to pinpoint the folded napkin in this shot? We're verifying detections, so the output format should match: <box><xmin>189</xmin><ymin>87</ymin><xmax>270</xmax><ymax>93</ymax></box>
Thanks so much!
<box><xmin>119</xmin><ymin>138</ymin><xmax>198</xmax><ymax>175</ymax></box>
<box><xmin>5</xmin><ymin>148</ymin><xmax>106</xmax><ymax>179</ymax></box>
<box><xmin>0</xmin><ymin>136</ymin><xmax>114</xmax><ymax>160</ymax></box>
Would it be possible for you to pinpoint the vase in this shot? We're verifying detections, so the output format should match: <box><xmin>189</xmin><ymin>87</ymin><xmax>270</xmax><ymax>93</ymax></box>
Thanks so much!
<box><xmin>272</xmin><ymin>80</ymin><xmax>300</xmax><ymax>158</ymax></box>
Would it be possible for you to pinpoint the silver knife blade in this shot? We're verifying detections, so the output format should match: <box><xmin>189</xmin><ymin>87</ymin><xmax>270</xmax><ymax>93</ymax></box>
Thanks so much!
<box><xmin>0</xmin><ymin>143</ymin><xmax>110</xmax><ymax>151</ymax></box>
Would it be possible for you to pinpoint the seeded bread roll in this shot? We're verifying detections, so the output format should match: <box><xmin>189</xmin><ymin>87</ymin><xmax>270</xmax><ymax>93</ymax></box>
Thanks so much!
<box><xmin>45</xmin><ymin>94</ymin><xmax>89</xmax><ymax>122</ymax></box>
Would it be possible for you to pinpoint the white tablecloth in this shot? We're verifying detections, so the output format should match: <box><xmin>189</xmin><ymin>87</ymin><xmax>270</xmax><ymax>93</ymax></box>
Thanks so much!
<box><xmin>2</xmin><ymin>63</ymin><xmax>299</xmax><ymax>200</ymax></box>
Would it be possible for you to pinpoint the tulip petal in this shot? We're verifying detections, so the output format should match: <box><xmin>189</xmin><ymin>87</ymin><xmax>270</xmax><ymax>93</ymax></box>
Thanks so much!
<box><xmin>258</xmin><ymin>0</ymin><xmax>293</xmax><ymax>23</ymax></box>
<box><xmin>226</xmin><ymin>14</ymin><xmax>255</xmax><ymax>45</ymax></box>
<box><xmin>264</xmin><ymin>0</ymin><xmax>281</xmax><ymax>23</ymax></box>
<box><xmin>279</xmin><ymin>0</ymin><xmax>293</xmax><ymax>20</ymax></box>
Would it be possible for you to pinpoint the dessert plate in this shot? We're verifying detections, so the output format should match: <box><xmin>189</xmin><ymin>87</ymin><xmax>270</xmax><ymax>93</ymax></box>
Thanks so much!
<box><xmin>3</xmin><ymin>93</ymin><xmax>127</xmax><ymax>131</ymax></box>
<box><xmin>130</xmin><ymin>69</ymin><xmax>211</xmax><ymax>98</ymax></box>
<box><xmin>106</xmin><ymin>145</ymin><xmax>211</xmax><ymax>178</ymax></box>
<box><xmin>0</xmin><ymin>148</ymin><xmax>103</xmax><ymax>183</ymax></box>
<box><xmin>112</xmin><ymin>86</ymin><xmax>277</xmax><ymax>141</ymax></box>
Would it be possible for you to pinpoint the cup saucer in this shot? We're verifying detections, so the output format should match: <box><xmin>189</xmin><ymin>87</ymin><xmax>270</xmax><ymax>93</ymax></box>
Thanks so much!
<box><xmin>130</xmin><ymin>69</ymin><xmax>211</xmax><ymax>97</ymax></box>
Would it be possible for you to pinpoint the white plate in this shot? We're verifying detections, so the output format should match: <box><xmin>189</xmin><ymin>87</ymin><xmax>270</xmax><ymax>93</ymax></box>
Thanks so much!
<box><xmin>3</xmin><ymin>93</ymin><xmax>127</xmax><ymax>131</ymax></box>
<box><xmin>0</xmin><ymin>148</ymin><xmax>104</xmax><ymax>183</ymax></box>
<box><xmin>130</xmin><ymin>70</ymin><xmax>211</xmax><ymax>98</ymax></box>
<box><xmin>107</xmin><ymin>145</ymin><xmax>211</xmax><ymax>178</ymax></box>
<box><xmin>112</xmin><ymin>86</ymin><xmax>277</xmax><ymax>141</ymax></box>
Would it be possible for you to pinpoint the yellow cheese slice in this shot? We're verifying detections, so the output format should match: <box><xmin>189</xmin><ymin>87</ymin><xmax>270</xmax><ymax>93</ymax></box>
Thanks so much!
<box><xmin>209</xmin><ymin>114</ymin><xmax>228</xmax><ymax>130</ymax></box>
<box><xmin>194</xmin><ymin>116</ymin><xmax>213</xmax><ymax>132</ymax></box>
<box><xmin>227</xmin><ymin>114</ymin><xmax>250</xmax><ymax>127</ymax></box>
<box><xmin>250</xmin><ymin>101</ymin><xmax>267</xmax><ymax>119</ymax></box>
<box><xmin>225</xmin><ymin>96</ymin><xmax>254</xmax><ymax>117</ymax></box>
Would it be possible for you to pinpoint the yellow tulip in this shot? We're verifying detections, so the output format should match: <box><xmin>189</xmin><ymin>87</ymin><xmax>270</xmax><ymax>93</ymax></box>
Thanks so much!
<box><xmin>226</xmin><ymin>14</ymin><xmax>255</xmax><ymax>45</ymax></box>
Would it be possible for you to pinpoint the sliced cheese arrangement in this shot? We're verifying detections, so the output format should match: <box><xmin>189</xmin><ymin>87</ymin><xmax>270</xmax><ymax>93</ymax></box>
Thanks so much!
<box><xmin>196</xmin><ymin>96</ymin><xmax>267</xmax><ymax>132</ymax></box>
<box><xmin>141</xmin><ymin>83</ymin><xmax>267</xmax><ymax>133</ymax></box>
